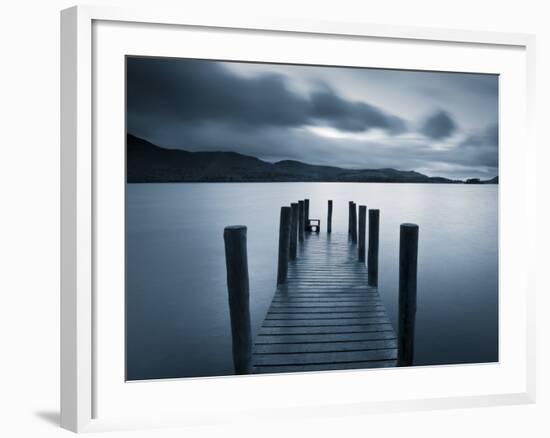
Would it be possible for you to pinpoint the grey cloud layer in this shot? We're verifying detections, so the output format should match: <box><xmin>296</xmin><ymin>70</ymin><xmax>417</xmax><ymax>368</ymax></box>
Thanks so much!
<box><xmin>127</xmin><ymin>57</ymin><xmax>406</xmax><ymax>135</ymax></box>
<box><xmin>458</xmin><ymin>123</ymin><xmax>499</xmax><ymax>168</ymax></box>
<box><xmin>127</xmin><ymin>57</ymin><xmax>498</xmax><ymax>180</ymax></box>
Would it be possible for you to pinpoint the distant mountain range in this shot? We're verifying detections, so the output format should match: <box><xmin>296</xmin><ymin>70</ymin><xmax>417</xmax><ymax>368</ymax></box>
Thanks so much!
<box><xmin>127</xmin><ymin>134</ymin><xmax>498</xmax><ymax>184</ymax></box>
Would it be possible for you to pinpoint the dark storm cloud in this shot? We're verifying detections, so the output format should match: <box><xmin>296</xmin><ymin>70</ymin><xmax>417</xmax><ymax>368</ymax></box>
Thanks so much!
<box><xmin>127</xmin><ymin>57</ymin><xmax>406</xmax><ymax>135</ymax></box>
<box><xmin>420</xmin><ymin>110</ymin><xmax>457</xmax><ymax>140</ymax></box>
<box><xmin>127</xmin><ymin>57</ymin><xmax>307</xmax><ymax>130</ymax></box>
<box><xmin>309</xmin><ymin>91</ymin><xmax>406</xmax><ymax>134</ymax></box>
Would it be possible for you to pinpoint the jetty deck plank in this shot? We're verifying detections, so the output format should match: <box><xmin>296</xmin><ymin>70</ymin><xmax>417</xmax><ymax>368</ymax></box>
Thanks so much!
<box><xmin>253</xmin><ymin>232</ymin><xmax>397</xmax><ymax>374</ymax></box>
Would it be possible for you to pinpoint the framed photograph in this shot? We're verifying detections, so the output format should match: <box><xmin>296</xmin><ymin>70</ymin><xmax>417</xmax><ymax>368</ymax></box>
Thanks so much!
<box><xmin>61</xmin><ymin>5</ymin><xmax>536</xmax><ymax>433</ymax></box>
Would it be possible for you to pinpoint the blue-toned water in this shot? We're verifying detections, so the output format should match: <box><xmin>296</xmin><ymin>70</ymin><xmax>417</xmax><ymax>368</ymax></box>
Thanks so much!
<box><xmin>126</xmin><ymin>183</ymin><xmax>498</xmax><ymax>380</ymax></box>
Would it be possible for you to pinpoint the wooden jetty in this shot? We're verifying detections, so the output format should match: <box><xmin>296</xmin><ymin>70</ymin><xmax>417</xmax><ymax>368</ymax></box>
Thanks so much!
<box><xmin>223</xmin><ymin>200</ymin><xmax>419</xmax><ymax>375</ymax></box>
<box><xmin>253</xmin><ymin>231</ymin><xmax>397</xmax><ymax>374</ymax></box>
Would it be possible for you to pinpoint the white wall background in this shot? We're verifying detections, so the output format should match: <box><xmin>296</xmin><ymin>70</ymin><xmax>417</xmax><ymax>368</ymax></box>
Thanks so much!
<box><xmin>0</xmin><ymin>0</ymin><xmax>547</xmax><ymax>436</ymax></box>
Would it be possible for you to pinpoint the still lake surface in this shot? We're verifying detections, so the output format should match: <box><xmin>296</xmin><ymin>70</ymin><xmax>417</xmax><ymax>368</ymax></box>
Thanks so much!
<box><xmin>126</xmin><ymin>183</ymin><xmax>498</xmax><ymax>380</ymax></box>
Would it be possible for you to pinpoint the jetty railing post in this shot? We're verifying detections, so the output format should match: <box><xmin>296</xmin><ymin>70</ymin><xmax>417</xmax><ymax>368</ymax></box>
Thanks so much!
<box><xmin>397</xmin><ymin>223</ymin><xmax>419</xmax><ymax>367</ymax></box>
<box><xmin>348</xmin><ymin>201</ymin><xmax>353</xmax><ymax>234</ymax></box>
<box><xmin>358</xmin><ymin>205</ymin><xmax>367</xmax><ymax>262</ymax></box>
<box><xmin>223</xmin><ymin>226</ymin><xmax>253</xmax><ymax>374</ymax></box>
<box><xmin>277</xmin><ymin>206</ymin><xmax>292</xmax><ymax>284</ymax></box>
<box><xmin>304</xmin><ymin>199</ymin><xmax>310</xmax><ymax>230</ymax></box>
<box><xmin>368</xmin><ymin>209</ymin><xmax>380</xmax><ymax>286</ymax></box>
<box><xmin>351</xmin><ymin>202</ymin><xmax>358</xmax><ymax>243</ymax></box>
<box><xmin>290</xmin><ymin>203</ymin><xmax>298</xmax><ymax>260</ymax></box>
<box><xmin>327</xmin><ymin>200</ymin><xmax>333</xmax><ymax>233</ymax></box>
<box><xmin>298</xmin><ymin>200</ymin><xmax>305</xmax><ymax>243</ymax></box>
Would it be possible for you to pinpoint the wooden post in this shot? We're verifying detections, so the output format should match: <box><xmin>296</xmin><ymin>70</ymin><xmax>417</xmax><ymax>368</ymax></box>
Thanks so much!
<box><xmin>290</xmin><ymin>203</ymin><xmax>298</xmax><ymax>260</ymax></box>
<box><xmin>298</xmin><ymin>200</ymin><xmax>305</xmax><ymax>243</ymax></box>
<box><xmin>351</xmin><ymin>202</ymin><xmax>358</xmax><ymax>243</ymax></box>
<box><xmin>327</xmin><ymin>200</ymin><xmax>333</xmax><ymax>233</ymax></box>
<box><xmin>368</xmin><ymin>209</ymin><xmax>380</xmax><ymax>286</ymax></box>
<box><xmin>223</xmin><ymin>226</ymin><xmax>252</xmax><ymax>374</ymax></box>
<box><xmin>277</xmin><ymin>206</ymin><xmax>292</xmax><ymax>284</ymax></box>
<box><xmin>358</xmin><ymin>205</ymin><xmax>366</xmax><ymax>262</ymax></box>
<box><xmin>304</xmin><ymin>199</ymin><xmax>310</xmax><ymax>230</ymax></box>
<box><xmin>397</xmin><ymin>223</ymin><xmax>419</xmax><ymax>367</ymax></box>
<box><xmin>348</xmin><ymin>201</ymin><xmax>353</xmax><ymax>234</ymax></box>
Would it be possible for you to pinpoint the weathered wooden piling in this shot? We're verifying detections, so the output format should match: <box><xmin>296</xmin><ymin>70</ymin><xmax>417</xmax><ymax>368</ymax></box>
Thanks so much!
<box><xmin>368</xmin><ymin>209</ymin><xmax>380</xmax><ymax>286</ymax></box>
<box><xmin>277</xmin><ymin>206</ymin><xmax>292</xmax><ymax>284</ymax></box>
<box><xmin>327</xmin><ymin>200</ymin><xmax>333</xmax><ymax>234</ymax></box>
<box><xmin>358</xmin><ymin>205</ymin><xmax>366</xmax><ymax>262</ymax></box>
<box><xmin>304</xmin><ymin>199</ymin><xmax>310</xmax><ymax>229</ymax></box>
<box><xmin>397</xmin><ymin>223</ymin><xmax>419</xmax><ymax>367</ymax></box>
<box><xmin>298</xmin><ymin>200</ymin><xmax>305</xmax><ymax>242</ymax></box>
<box><xmin>290</xmin><ymin>203</ymin><xmax>299</xmax><ymax>260</ymax></box>
<box><xmin>351</xmin><ymin>202</ymin><xmax>358</xmax><ymax>243</ymax></box>
<box><xmin>348</xmin><ymin>201</ymin><xmax>353</xmax><ymax>234</ymax></box>
<box><xmin>223</xmin><ymin>226</ymin><xmax>252</xmax><ymax>374</ymax></box>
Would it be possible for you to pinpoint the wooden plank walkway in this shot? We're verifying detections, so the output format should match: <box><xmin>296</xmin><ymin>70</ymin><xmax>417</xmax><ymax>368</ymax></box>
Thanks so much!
<box><xmin>252</xmin><ymin>232</ymin><xmax>397</xmax><ymax>374</ymax></box>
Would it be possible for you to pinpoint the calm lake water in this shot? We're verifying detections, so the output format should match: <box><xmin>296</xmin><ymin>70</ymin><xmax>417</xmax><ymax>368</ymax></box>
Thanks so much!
<box><xmin>126</xmin><ymin>183</ymin><xmax>498</xmax><ymax>380</ymax></box>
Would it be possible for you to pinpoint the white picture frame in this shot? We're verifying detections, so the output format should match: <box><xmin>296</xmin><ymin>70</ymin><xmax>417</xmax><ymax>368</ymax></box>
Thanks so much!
<box><xmin>60</xmin><ymin>4</ymin><xmax>536</xmax><ymax>433</ymax></box>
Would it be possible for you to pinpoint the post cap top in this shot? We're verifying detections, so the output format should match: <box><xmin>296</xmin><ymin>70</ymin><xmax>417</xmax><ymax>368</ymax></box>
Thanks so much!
<box><xmin>400</xmin><ymin>223</ymin><xmax>419</xmax><ymax>229</ymax></box>
<box><xmin>224</xmin><ymin>225</ymin><xmax>247</xmax><ymax>231</ymax></box>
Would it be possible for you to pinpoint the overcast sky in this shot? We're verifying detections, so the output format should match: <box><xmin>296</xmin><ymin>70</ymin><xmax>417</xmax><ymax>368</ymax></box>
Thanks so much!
<box><xmin>127</xmin><ymin>57</ymin><xmax>498</xmax><ymax>180</ymax></box>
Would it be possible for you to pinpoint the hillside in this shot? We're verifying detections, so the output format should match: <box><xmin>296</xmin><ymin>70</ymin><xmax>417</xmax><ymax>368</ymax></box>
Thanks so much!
<box><xmin>127</xmin><ymin>134</ymin><xmax>496</xmax><ymax>184</ymax></box>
